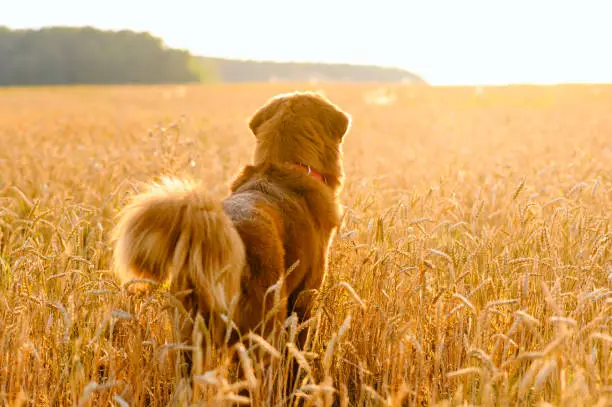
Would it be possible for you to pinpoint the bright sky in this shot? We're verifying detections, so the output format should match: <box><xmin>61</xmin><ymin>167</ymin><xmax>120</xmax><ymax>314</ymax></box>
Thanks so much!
<box><xmin>4</xmin><ymin>0</ymin><xmax>612</xmax><ymax>85</ymax></box>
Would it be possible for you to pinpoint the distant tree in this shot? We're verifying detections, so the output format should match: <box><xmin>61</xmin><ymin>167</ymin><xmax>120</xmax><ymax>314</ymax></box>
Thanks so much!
<box><xmin>0</xmin><ymin>26</ymin><xmax>207</xmax><ymax>86</ymax></box>
<box><xmin>197</xmin><ymin>57</ymin><xmax>427</xmax><ymax>84</ymax></box>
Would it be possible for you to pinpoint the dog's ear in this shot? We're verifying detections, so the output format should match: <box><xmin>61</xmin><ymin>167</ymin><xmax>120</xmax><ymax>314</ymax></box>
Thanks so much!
<box><xmin>249</xmin><ymin>98</ymin><xmax>283</xmax><ymax>136</ymax></box>
<box><xmin>325</xmin><ymin>105</ymin><xmax>351</xmax><ymax>140</ymax></box>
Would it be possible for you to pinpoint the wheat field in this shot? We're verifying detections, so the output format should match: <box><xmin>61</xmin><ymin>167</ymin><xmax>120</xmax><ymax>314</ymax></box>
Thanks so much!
<box><xmin>0</xmin><ymin>83</ymin><xmax>610</xmax><ymax>406</ymax></box>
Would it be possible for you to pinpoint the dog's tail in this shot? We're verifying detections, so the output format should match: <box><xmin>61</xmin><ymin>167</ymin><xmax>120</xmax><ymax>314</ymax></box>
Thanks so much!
<box><xmin>111</xmin><ymin>177</ymin><xmax>245</xmax><ymax>319</ymax></box>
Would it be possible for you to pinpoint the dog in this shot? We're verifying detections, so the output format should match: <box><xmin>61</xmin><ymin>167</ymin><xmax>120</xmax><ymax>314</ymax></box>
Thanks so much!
<box><xmin>111</xmin><ymin>91</ymin><xmax>351</xmax><ymax>372</ymax></box>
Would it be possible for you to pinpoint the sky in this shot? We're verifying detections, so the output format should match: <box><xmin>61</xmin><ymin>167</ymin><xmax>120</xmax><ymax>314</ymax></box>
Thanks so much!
<box><xmin>3</xmin><ymin>0</ymin><xmax>612</xmax><ymax>85</ymax></box>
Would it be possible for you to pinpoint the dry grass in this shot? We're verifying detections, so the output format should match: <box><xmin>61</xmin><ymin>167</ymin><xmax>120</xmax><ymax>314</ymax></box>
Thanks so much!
<box><xmin>0</xmin><ymin>83</ymin><xmax>610</xmax><ymax>406</ymax></box>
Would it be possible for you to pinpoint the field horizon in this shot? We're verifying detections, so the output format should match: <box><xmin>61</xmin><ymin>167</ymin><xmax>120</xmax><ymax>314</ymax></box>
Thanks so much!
<box><xmin>0</xmin><ymin>83</ymin><xmax>610</xmax><ymax>406</ymax></box>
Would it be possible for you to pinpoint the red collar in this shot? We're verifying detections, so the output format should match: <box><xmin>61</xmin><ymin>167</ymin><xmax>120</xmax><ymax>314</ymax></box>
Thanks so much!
<box><xmin>293</xmin><ymin>163</ymin><xmax>327</xmax><ymax>184</ymax></box>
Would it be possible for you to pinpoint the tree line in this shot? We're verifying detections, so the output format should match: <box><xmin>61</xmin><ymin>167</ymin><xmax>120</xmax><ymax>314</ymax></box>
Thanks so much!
<box><xmin>0</xmin><ymin>26</ymin><xmax>204</xmax><ymax>86</ymax></box>
<box><xmin>0</xmin><ymin>26</ymin><xmax>425</xmax><ymax>86</ymax></box>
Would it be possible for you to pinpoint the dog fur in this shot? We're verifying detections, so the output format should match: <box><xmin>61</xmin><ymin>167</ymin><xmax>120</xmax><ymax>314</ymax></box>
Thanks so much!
<box><xmin>111</xmin><ymin>91</ymin><xmax>350</xmax><ymax>354</ymax></box>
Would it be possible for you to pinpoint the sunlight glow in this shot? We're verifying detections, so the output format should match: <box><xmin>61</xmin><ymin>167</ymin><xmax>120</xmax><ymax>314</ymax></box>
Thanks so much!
<box><xmin>5</xmin><ymin>0</ymin><xmax>612</xmax><ymax>85</ymax></box>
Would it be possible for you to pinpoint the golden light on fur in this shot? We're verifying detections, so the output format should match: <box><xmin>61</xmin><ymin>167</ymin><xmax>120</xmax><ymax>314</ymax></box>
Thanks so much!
<box><xmin>111</xmin><ymin>91</ymin><xmax>351</xmax><ymax>357</ymax></box>
<box><xmin>249</xmin><ymin>91</ymin><xmax>351</xmax><ymax>190</ymax></box>
<box><xmin>112</xmin><ymin>176</ymin><xmax>245</xmax><ymax>318</ymax></box>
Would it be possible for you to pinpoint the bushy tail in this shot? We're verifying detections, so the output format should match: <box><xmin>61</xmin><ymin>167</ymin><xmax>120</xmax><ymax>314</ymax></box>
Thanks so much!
<box><xmin>111</xmin><ymin>177</ymin><xmax>245</xmax><ymax>319</ymax></box>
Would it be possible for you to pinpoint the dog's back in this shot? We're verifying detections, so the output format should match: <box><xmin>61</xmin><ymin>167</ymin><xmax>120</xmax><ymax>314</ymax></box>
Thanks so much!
<box><xmin>223</xmin><ymin>161</ymin><xmax>344</xmax><ymax>339</ymax></box>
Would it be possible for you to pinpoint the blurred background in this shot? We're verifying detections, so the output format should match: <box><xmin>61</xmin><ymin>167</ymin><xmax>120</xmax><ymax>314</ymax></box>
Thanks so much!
<box><xmin>2</xmin><ymin>0</ymin><xmax>611</xmax><ymax>86</ymax></box>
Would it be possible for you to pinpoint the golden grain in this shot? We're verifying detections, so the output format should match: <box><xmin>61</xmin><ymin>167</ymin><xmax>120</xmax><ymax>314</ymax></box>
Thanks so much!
<box><xmin>0</xmin><ymin>83</ymin><xmax>610</xmax><ymax>406</ymax></box>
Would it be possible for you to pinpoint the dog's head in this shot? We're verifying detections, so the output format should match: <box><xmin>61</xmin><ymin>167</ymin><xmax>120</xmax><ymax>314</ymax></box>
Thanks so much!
<box><xmin>248</xmin><ymin>91</ymin><xmax>351</xmax><ymax>189</ymax></box>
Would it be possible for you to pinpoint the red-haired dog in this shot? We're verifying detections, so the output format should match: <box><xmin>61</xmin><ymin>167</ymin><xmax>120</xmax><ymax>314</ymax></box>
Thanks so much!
<box><xmin>112</xmin><ymin>91</ymin><xmax>350</xmax><ymax>367</ymax></box>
